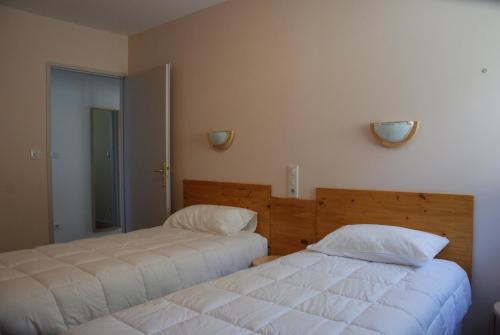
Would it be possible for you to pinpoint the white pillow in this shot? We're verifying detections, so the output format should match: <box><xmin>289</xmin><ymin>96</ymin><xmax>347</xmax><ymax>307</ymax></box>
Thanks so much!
<box><xmin>163</xmin><ymin>205</ymin><xmax>257</xmax><ymax>235</ymax></box>
<box><xmin>307</xmin><ymin>224</ymin><xmax>449</xmax><ymax>266</ymax></box>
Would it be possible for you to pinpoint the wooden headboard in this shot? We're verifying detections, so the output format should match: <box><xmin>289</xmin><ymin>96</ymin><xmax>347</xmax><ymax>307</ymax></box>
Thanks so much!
<box><xmin>316</xmin><ymin>188</ymin><xmax>474</xmax><ymax>276</ymax></box>
<box><xmin>182</xmin><ymin>180</ymin><xmax>473</xmax><ymax>276</ymax></box>
<box><xmin>183</xmin><ymin>180</ymin><xmax>272</xmax><ymax>240</ymax></box>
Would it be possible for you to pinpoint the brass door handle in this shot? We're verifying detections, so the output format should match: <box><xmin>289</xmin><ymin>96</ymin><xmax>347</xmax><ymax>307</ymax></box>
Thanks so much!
<box><xmin>152</xmin><ymin>169</ymin><xmax>165</xmax><ymax>173</ymax></box>
<box><xmin>152</xmin><ymin>163</ymin><xmax>169</xmax><ymax>188</ymax></box>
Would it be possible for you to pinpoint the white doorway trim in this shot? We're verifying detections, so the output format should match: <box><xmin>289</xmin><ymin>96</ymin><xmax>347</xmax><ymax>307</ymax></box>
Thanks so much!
<box><xmin>164</xmin><ymin>64</ymin><xmax>171</xmax><ymax>217</ymax></box>
<box><xmin>46</xmin><ymin>62</ymin><xmax>126</xmax><ymax>243</ymax></box>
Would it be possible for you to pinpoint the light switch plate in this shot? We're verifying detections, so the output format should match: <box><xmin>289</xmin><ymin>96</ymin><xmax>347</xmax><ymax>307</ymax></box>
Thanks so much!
<box><xmin>287</xmin><ymin>165</ymin><xmax>299</xmax><ymax>198</ymax></box>
<box><xmin>30</xmin><ymin>150</ymin><xmax>42</xmax><ymax>160</ymax></box>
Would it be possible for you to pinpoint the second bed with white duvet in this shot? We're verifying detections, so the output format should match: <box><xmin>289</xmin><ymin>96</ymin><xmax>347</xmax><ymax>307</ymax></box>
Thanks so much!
<box><xmin>65</xmin><ymin>250</ymin><xmax>471</xmax><ymax>335</ymax></box>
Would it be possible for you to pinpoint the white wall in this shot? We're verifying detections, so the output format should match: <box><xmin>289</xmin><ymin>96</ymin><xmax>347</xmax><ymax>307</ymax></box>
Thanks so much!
<box><xmin>129</xmin><ymin>0</ymin><xmax>500</xmax><ymax>332</ymax></box>
<box><xmin>50</xmin><ymin>69</ymin><xmax>121</xmax><ymax>243</ymax></box>
<box><xmin>0</xmin><ymin>5</ymin><xmax>127</xmax><ymax>252</ymax></box>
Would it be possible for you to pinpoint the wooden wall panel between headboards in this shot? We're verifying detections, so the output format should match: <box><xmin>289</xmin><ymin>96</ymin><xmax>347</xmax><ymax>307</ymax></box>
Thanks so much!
<box><xmin>316</xmin><ymin>188</ymin><xmax>474</xmax><ymax>277</ymax></box>
<box><xmin>183</xmin><ymin>180</ymin><xmax>272</xmax><ymax>240</ymax></box>
<box><xmin>270</xmin><ymin>197</ymin><xmax>316</xmax><ymax>255</ymax></box>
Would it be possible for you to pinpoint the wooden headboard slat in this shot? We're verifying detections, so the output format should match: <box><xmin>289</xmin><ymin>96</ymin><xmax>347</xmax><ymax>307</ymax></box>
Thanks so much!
<box><xmin>183</xmin><ymin>180</ymin><xmax>272</xmax><ymax>240</ymax></box>
<box><xmin>316</xmin><ymin>188</ymin><xmax>474</xmax><ymax>277</ymax></box>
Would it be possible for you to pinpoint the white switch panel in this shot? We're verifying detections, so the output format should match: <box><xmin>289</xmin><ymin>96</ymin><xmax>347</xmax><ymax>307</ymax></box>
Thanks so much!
<box><xmin>30</xmin><ymin>150</ymin><xmax>42</xmax><ymax>160</ymax></box>
<box><xmin>287</xmin><ymin>165</ymin><xmax>299</xmax><ymax>198</ymax></box>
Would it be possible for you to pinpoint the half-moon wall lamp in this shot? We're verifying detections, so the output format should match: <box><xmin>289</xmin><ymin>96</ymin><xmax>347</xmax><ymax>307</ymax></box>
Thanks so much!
<box><xmin>370</xmin><ymin>121</ymin><xmax>419</xmax><ymax>148</ymax></box>
<box><xmin>207</xmin><ymin>130</ymin><xmax>235</xmax><ymax>150</ymax></box>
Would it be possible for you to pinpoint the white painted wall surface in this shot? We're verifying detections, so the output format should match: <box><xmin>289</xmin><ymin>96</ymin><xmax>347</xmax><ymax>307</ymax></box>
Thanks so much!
<box><xmin>50</xmin><ymin>69</ymin><xmax>121</xmax><ymax>243</ymax></box>
<box><xmin>0</xmin><ymin>5</ymin><xmax>127</xmax><ymax>252</ymax></box>
<box><xmin>129</xmin><ymin>0</ymin><xmax>500</xmax><ymax>332</ymax></box>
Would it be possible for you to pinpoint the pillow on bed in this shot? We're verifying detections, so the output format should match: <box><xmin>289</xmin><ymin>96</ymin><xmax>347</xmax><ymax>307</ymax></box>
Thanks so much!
<box><xmin>164</xmin><ymin>205</ymin><xmax>257</xmax><ymax>235</ymax></box>
<box><xmin>307</xmin><ymin>224</ymin><xmax>449</xmax><ymax>266</ymax></box>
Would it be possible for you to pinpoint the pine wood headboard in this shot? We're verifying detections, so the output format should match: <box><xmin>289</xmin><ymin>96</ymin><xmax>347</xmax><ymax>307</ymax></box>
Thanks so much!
<box><xmin>183</xmin><ymin>180</ymin><xmax>272</xmax><ymax>240</ymax></box>
<box><xmin>183</xmin><ymin>180</ymin><xmax>474</xmax><ymax>277</ymax></box>
<box><xmin>316</xmin><ymin>188</ymin><xmax>474</xmax><ymax>277</ymax></box>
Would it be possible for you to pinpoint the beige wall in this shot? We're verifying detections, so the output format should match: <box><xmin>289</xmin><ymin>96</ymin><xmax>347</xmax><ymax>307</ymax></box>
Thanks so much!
<box><xmin>129</xmin><ymin>0</ymin><xmax>500</xmax><ymax>332</ymax></box>
<box><xmin>0</xmin><ymin>5</ymin><xmax>127</xmax><ymax>252</ymax></box>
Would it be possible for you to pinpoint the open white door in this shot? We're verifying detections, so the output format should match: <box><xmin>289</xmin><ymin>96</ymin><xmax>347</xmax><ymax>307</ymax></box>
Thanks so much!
<box><xmin>124</xmin><ymin>64</ymin><xmax>170</xmax><ymax>232</ymax></box>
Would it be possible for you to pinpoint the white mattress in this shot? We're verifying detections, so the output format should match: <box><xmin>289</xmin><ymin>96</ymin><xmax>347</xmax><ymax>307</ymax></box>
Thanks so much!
<box><xmin>65</xmin><ymin>251</ymin><xmax>471</xmax><ymax>335</ymax></box>
<box><xmin>0</xmin><ymin>227</ymin><xmax>267</xmax><ymax>335</ymax></box>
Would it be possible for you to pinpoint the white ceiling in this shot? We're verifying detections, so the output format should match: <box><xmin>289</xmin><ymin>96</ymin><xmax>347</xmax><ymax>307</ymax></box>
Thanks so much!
<box><xmin>0</xmin><ymin>0</ymin><xmax>227</xmax><ymax>35</ymax></box>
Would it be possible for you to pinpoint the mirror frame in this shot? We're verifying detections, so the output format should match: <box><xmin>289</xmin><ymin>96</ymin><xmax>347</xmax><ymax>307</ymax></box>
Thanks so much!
<box><xmin>90</xmin><ymin>107</ymin><xmax>120</xmax><ymax>232</ymax></box>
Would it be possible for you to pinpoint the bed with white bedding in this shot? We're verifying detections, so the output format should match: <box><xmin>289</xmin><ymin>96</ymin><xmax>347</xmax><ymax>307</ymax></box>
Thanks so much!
<box><xmin>0</xmin><ymin>226</ymin><xmax>267</xmax><ymax>335</ymax></box>
<box><xmin>64</xmin><ymin>250</ymin><xmax>471</xmax><ymax>335</ymax></box>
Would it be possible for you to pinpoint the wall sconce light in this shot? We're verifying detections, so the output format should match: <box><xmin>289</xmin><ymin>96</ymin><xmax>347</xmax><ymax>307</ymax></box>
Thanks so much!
<box><xmin>370</xmin><ymin>121</ymin><xmax>419</xmax><ymax>148</ymax></box>
<box><xmin>207</xmin><ymin>130</ymin><xmax>235</xmax><ymax>150</ymax></box>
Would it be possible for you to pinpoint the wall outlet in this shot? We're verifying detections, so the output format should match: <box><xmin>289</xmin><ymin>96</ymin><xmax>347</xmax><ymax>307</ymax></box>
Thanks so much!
<box><xmin>30</xmin><ymin>149</ymin><xmax>42</xmax><ymax>160</ymax></box>
<box><xmin>287</xmin><ymin>165</ymin><xmax>299</xmax><ymax>198</ymax></box>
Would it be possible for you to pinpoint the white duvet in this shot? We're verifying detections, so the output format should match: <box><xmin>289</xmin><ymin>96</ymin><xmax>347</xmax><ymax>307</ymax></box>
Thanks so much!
<box><xmin>66</xmin><ymin>251</ymin><xmax>471</xmax><ymax>335</ymax></box>
<box><xmin>0</xmin><ymin>227</ymin><xmax>267</xmax><ymax>335</ymax></box>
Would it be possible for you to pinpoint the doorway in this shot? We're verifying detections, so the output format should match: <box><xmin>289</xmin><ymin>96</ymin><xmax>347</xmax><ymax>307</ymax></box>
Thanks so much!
<box><xmin>48</xmin><ymin>64</ymin><xmax>171</xmax><ymax>244</ymax></box>
<box><xmin>49</xmin><ymin>67</ymin><xmax>124</xmax><ymax>243</ymax></box>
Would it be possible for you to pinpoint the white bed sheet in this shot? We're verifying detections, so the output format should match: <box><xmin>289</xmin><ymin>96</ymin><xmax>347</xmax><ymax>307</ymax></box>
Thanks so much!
<box><xmin>0</xmin><ymin>227</ymin><xmax>267</xmax><ymax>335</ymax></box>
<box><xmin>65</xmin><ymin>250</ymin><xmax>471</xmax><ymax>335</ymax></box>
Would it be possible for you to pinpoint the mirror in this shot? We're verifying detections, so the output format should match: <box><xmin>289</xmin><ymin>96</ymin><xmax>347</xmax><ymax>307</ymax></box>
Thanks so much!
<box><xmin>91</xmin><ymin>108</ymin><xmax>119</xmax><ymax>231</ymax></box>
<box><xmin>370</xmin><ymin>121</ymin><xmax>419</xmax><ymax>148</ymax></box>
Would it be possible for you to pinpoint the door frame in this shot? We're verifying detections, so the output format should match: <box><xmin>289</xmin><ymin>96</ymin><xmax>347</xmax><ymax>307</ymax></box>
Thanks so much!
<box><xmin>164</xmin><ymin>64</ymin><xmax>171</xmax><ymax>217</ymax></box>
<box><xmin>46</xmin><ymin>62</ymin><xmax>127</xmax><ymax>243</ymax></box>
